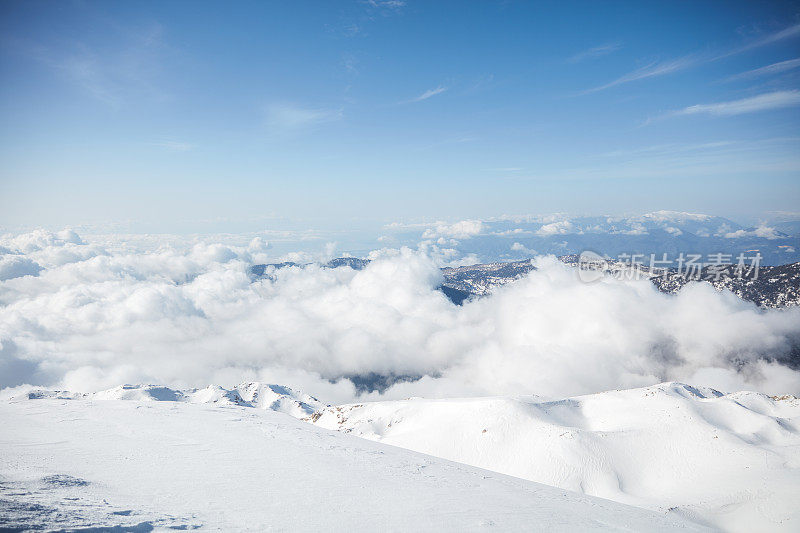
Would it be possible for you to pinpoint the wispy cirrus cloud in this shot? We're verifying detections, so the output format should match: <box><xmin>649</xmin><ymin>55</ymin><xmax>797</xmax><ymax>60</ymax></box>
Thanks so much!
<box><xmin>265</xmin><ymin>103</ymin><xmax>343</xmax><ymax>132</ymax></box>
<box><xmin>585</xmin><ymin>22</ymin><xmax>800</xmax><ymax>93</ymax></box>
<box><xmin>723</xmin><ymin>23</ymin><xmax>800</xmax><ymax>57</ymax></box>
<box><xmin>341</xmin><ymin>0</ymin><xmax>405</xmax><ymax>37</ymax></box>
<box><xmin>725</xmin><ymin>57</ymin><xmax>800</xmax><ymax>82</ymax></box>
<box><xmin>406</xmin><ymin>85</ymin><xmax>448</xmax><ymax>103</ymax></box>
<box><xmin>13</xmin><ymin>22</ymin><xmax>170</xmax><ymax>107</ymax></box>
<box><xmin>154</xmin><ymin>140</ymin><xmax>193</xmax><ymax>152</ymax></box>
<box><xmin>363</xmin><ymin>0</ymin><xmax>406</xmax><ymax>7</ymax></box>
<box><xmin>602</xmin><ymin>141</ymin><xmax>737</xmax><ymax>158</ymax></box>
<box><xmin>568</xmin><ymin>42</ymin><xmax>622</xmax><ymax>63</ymax></box>
<box><xmin>672</xmin><ymin>90</ymin><xmax>800</xmax><ymax>117</ymax></box>
<box><xmin>584</xmin><ymin>54</ymin><xmax>700</xmax><ymax>93</ymax></box>
<box><xmin>513</xmin><ymin>137</ymin><xmax>800</xmax><ymax>181</ymax></box>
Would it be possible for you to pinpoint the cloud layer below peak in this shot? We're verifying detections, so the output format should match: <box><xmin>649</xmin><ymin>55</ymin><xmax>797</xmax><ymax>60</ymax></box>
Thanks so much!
<box><xmin>2</xmin><ymin>230</ymin><xmax>799</xmax><ymax>404</ymax></box>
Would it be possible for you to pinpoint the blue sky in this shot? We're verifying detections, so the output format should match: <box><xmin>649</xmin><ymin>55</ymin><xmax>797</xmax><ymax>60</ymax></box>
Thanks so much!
<box><xmin>1</xmin><ymin>0</ymin><xmax>799</xmax><ymax>233</ymax></box>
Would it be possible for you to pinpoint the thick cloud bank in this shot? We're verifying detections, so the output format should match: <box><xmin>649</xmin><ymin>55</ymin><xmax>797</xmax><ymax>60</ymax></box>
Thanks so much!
<box><xmin>1</xmin><ymin>230</ymin><xmax>799</xmax><ymax>403</ymax></box>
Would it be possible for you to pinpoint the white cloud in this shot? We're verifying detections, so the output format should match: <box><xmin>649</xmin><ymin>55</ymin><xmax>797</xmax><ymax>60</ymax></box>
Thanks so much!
<box><xmin>641</xmin><ymin>210</ymin><xmax>711</xmax><ymax>223</ymax></box>
<box><xmin>585</xmin><ymin>55</ymin><xmax>698</xmax><ymax>93</ymax></box>
<box><xmin>494</xmin><ymin>213</ymin><xmax>571</xmax><ymax>224</ymax></box>
<box><xmin>568</xmin><ymin>42</ymin><xmax>622</xmax><ymax>63</ymax></box>
<box><xmin>493</xmin><ymin>228</ymin><xmax>530</xmax><ymax>236</ymax></box>
<box><xmin>510</xmin><ymin>243</ymin><xmax>536</xmax><ymax>255</ymax></box>
<box><xmin>724</xmin><ymin>223</ymin><xmax>782</xmax><ymax>240</ymax></box>
<box><xmin>422</xmin><ymin>220</ymin><xmax>483</xmax><ymax>240</ymax></box>
<box><xmin>543</xmin><ymin>137</ymin><xmax>800</xmax><ymax>180</ymax></box>
<box><xmin>536</xmin><ymin>220</ymin><xmax>575</xmax><ymax>235</ymax></box>
<box><xmin>1</xmin><ymin>231</ymin><xmax>799</xmax><ymax>402</ymax></box>
<box><xmin>729</xmin><ymin>23</ymin><xmax>800</xmax><ymax>55</ymax></box>
<box><xmin>265</xmin><ymin>103</ymin><xmax>343</xmax><ymax>131</ymax></box>
<box><xmin>673</xmin><ymin>91</ymin><xmax>800</xmax><ymax>117</ymax></box>
<box><xmin>616</xmin><ymin>223</ymin><xmax>648</xmax><ymax>235</ymax></box>
<box><xmin>585</xmin><ymin>23</ymin><xmax>800</xmax><ymax>93</ymax></box>
<box><xmin>407</xmin><ymin>86</ymin><xmax>447</xmax><ymax>103</ymax></box>
<box><xmin>21</xmin><ymin>22</ymin><xmax>170</xmax><ymax>106</ymax></box>
<box><xmin>154</xmin><ymin>140</ymin><xmax>193</xmax><ymax>152</ymax></box>
<box><xmin>363</xmin><ymin>0</ymin><xmax>406</xmax><ymax>8</ymax></box>
<box><xmin>725</xmin><ymin>57</ymin><xmax>800</xmax><ymax>81</ymax></box>
<box><xmin>0</xmin><ymin>256</ymin><xmax>43</xmax><ymax>281</ymax></box>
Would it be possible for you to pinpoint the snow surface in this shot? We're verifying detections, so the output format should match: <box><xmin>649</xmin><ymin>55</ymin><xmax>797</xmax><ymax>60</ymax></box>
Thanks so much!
<box><xmin>23</xmin><ymin>382</ymin><xmax>326</xmax><ymax>418</ymax></box>
<box><xmin>311</xmin><ymin>382</ymin><xmax>800</xmax><ymax>533</ymax></box>
<box><xmin>0</xmin><ymin>394</ymin><xmax>706</xmax><ymax>532</ymax></box>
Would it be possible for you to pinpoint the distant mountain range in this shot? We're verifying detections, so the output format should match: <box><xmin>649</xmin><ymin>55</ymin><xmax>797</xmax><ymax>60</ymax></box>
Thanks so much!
<box><xmin>382</xmin><ymin>211</ymin><xmax>800</xmax><ymax>266</ymax></box>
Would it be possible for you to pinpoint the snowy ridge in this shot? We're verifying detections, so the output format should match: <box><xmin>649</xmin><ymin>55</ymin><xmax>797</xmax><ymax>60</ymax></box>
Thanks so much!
<box><xmin>21</xmin><ymin>382</ymin><xmax>326</xmax><ymax>418</ymax></box>
<box><xmin>0</xmin><ymin>393</ymin><xmax>707</xmax><ymax>532</ymax></box>
<box><xmin>11</xmin><ymin>380</ymin><xmax>800</xmax><ymax>531</ymax></box>
<box><xmin>310</xmin><ymin>382</ymin><xmax>800</xmax><ymax>533</ymax></box>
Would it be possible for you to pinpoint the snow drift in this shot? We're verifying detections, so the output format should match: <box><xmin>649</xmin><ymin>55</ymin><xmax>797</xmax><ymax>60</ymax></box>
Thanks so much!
<box><xmin>0</xmin><ymin>394</ymin><xmax>707</xmax><ymax>532</ymax></box>
<box><xmin>312</xmin><ymin>382</ymin><xmax>800</xmax><ymax>533</ymax></box>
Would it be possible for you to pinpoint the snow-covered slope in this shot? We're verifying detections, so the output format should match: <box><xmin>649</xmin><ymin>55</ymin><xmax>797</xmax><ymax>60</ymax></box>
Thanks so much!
<box><xmin>311</xmin><ymin>382</ymin><xmax>800</xmax><ymax>533</ymax></box>
<box><xmin>0</xmin><ymin>397</ymin><xmax>705</xmax><ymax>532</ymax></box>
